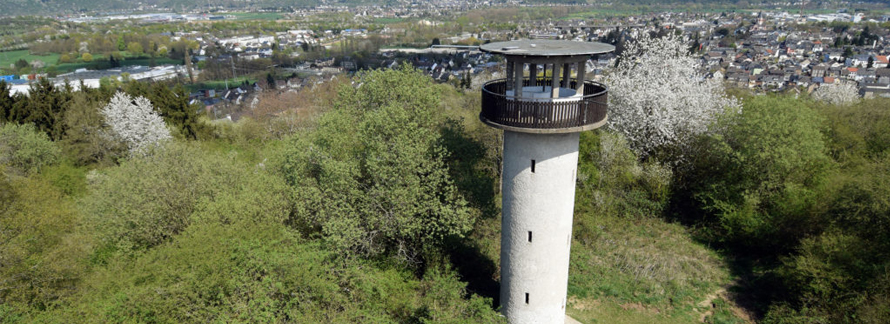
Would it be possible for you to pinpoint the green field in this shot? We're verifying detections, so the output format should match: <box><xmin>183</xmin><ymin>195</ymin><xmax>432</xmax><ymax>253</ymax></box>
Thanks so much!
<box><xmin>1</xmin><ymin>50</ymin><xmax>182</xmax><ymax>75</ymax></box>
<box><xmin>186</xmin><ymin>76</ymin><xmax>258</xmax><ymax>92</ymax></box>
<box><xmin>0</xmin><ymin>50</ymin><xmax>60</xmax><ymax>69</ymax></box>
<box><xmin>228</xmin><ymin>12</ymin><xmax>285</xmax><ymax>20</ymax></box>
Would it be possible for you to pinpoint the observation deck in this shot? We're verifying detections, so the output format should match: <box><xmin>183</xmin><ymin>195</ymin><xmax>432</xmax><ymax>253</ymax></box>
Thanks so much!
<box><xmin>478</xmin><ymin>39</ymin><xmax>614</xmax><ymax>134</ymax></box>
<box><xmin>480</xmin><ymin>77</ymin><xmax>608</xmax><ymax>133</ymax></box>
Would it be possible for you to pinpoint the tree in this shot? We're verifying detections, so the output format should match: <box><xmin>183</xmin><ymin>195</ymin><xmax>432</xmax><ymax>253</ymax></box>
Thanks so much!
<box><xmin>99</xmin><ymin>92</ymin><xmax>171</xmax><ymax>155</ymax></box>
<box><xmin>81</xmin><ymin>53</ymin><xmax>92</xmax><ymax>62</ymax></box>
<box><xmin>117</xmin><ymin>35</ymin><xmax>126</xmax><ymax>51</ymax></box>
<box><xmin>127</xmin><ymin>42</ymin><xmax>143</xmax><ymax>55</ymax></box>
<box><xmin>266</xmin><ymin>72</ymin><xmax>275</xmax><ymax>88</ymax></box>
<box><xmin>812</xmin><ymin>82</ymin><xmax>859</xmax><ymax>106</ymax></box>
<box><xmin>606</xmin><ymin>33</ymin><xmax>739</xmax><ymax>160</ymax></box>
<box><xmin>278</xmin><ymin>65</ymin><xmax>472</xmax><ymax>264</ymax></box>
<box><xmin>14</xmin><ymin>58</ymin><xmax>29</xmax><ymax>70</ymax></box>
<box><xmin>61</xmin><ymin>90</ymin><xmax>123</xmax><ymax>165</ymax></box>
<box><xmin>59</xmin><ymin>54</ymin><xmax>72</xmax><ymax>63</ymax></box>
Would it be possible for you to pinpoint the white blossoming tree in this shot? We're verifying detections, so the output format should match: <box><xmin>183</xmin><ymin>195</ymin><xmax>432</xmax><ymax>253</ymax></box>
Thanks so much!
<box><xmin>812</xmin><ymin>82</ymin><xmax>860</xmax><ymax>106</ymax></box>
<box><xmin>606</xmin><ymin>33</ymin><xmax>739</xmax><ymax>159</ymax></box>
<box><xmin>100</xmin><ymin>92</ymin><xmax>172</xmax><ymax>155</ymax></box>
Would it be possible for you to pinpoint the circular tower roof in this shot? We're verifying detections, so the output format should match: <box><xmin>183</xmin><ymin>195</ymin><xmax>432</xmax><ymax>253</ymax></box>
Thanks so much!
<box><xmin>479</xmin><ymin>39</ymin><xmax>615</xmax><ymax>57</ymax></box>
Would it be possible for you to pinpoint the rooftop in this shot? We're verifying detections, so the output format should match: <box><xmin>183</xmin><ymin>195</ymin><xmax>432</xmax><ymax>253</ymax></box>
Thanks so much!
<box><xmin>479</xmin><ymin>40</ymin><xmax>615</xmax><ymax>57</ymax></box>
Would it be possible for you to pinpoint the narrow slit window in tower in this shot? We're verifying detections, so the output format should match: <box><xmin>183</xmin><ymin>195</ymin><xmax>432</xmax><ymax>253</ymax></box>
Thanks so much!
<box><xmin>525</xmin><ymin>293</ymin><xmax>530</xmax><ymax>304</ymax></box>
<box><xmin>531</xmin><ymin>159</ymin><xmax>536</xmax><ymax>173</ymax></box>
<box><xmin>528</xmin><ymin>231</ymin><xmax>533</xmax><ymax>242</ymax></box>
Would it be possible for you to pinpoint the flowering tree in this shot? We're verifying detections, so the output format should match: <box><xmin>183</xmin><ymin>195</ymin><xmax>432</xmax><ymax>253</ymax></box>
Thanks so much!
<box><xmin>812</xmin><ymin>82</ymin><xmax>860</xmax><ymax>106</ymax></box>
<box><xmin>606</xmin><ymin>33</ymin><xmax>739</xmax><ymax>159</ymax></box>
<box><xmin>100</xmin><ymin>92</ymin><xmax>171</xmax><ymax>155</ymax></box>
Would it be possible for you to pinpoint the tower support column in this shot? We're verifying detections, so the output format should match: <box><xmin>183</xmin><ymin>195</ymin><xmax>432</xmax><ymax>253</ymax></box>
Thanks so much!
<box><xmin>500</xmin><ymin>131</ymin><xmax>580</xmax><ymax>324</ymax></box>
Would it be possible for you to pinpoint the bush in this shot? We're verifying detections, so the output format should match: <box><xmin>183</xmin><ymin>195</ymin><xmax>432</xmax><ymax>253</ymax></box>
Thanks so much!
<box><xmin>0</xmin><ymin>122</ymin><xmax>61</xmax><ymax>174</ymax></box>
<box><xmin>0</xmin><ymin>170</ymin><xmax>88</xmax><ymax>312</ymax></box>
<box><xmin>39</xmin><ymin>224</ymin><xmax>501</xmax><ymax>323</ymax></box>
<box><xmin>82</xmin><ymin>142</ymin><xmax>290</xmax><ymax>254</ymax></box>
<box><xmin>684</xmin><ymin>95</ymin><xmax>832</xmax><ymax>251</ymax></box>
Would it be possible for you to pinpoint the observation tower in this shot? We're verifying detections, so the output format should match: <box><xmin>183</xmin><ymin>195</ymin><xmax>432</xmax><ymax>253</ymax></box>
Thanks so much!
<box><xmin>479</xmin><ymin>40</ymin><xmax>614</xmax><ymax>323</ymax></box>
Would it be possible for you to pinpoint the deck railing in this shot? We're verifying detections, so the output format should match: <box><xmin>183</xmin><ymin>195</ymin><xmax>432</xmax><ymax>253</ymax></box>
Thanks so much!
<box><xmin>480</xmin><ymin>78</ymin><xmax>608</xmax><ymax>131</ymax></box>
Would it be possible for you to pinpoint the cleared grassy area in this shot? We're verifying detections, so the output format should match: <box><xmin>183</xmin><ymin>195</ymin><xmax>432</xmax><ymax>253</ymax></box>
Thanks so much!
<box><xmin>0</xmin><ymin>50</ymin><xmax>60</xmax><ymax>68</ymax></box>
<box><xmin>566</xmin><ymin>213</ymin><xmax>743</xmax><ymax>322</ymax></box>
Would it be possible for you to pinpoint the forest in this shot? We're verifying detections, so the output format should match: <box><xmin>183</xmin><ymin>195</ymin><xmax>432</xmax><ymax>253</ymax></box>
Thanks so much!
<box><xmin>2</xmin><ymin>37</ymin><xmax>890</xmax><ymax>323</ymax></box>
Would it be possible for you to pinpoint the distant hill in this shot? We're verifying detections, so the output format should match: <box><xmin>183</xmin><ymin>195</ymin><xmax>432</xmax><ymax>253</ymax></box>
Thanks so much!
<box><xmin>0</xmin><ymin>0</ymin><xmax>886</xmax><ymax>17</ymax></box>
<box><xmin>0</xmin><ymin>0</ymin><xmax>357</xmax><ymax>16</ymax></box>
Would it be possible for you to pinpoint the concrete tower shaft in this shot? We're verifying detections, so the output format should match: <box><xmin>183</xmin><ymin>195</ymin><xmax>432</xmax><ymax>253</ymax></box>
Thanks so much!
<box><xmin>500</xmin><ymin>131</ymin><xmax>579</xmax><ymax>323</ymax></box>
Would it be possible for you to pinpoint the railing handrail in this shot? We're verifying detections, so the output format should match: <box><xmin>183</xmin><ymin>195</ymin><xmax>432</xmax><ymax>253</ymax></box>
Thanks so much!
<box><xmin>479</xmin><ymin>78</ymin><xmax>608</xmax><ymax>133</ymax></box>
<box><xmin>481</xmin><ymin>78</ymin><xmax>608</xmax><ymax>102</ymax></box>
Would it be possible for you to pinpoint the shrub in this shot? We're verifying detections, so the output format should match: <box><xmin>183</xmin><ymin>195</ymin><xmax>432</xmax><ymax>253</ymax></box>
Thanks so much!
<box><xmin>82</xmin><ymin>142</ymin><xmax>290</xmax><ymax>254</ymax></box>
<box><xmin>0</xmin><ymin>122</ymin><xmax>61</xmax><ymax>174</ymax></box>
<box><xmin>685</xmin><ymin>95</ymin><xmax>832</xmax><ymax>250</ymax></box>
<box><xmin>0</xmin><ymin>171</ymin><xmax>88</xmax><ymax>312</ymax></box>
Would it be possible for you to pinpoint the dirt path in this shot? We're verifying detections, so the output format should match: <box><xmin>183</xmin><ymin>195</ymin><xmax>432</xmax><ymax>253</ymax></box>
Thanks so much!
<box><xmin>697</xmin><ymin>285</ymin><xmax>755</xmax><ymax>323</ymax></box>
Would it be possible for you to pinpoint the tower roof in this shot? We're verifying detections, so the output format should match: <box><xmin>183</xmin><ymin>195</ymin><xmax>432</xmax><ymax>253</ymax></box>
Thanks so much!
<box><xmin>479</xmin><ymin>40</ymin><xmax>614</xmax><ymax>57</ymax></box>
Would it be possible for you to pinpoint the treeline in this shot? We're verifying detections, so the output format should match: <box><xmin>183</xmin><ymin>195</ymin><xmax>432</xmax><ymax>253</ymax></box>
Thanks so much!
<box><xmin>0</xmin><ymin>79</ymin><xmax>206</xmax><ymax>166</ymax></box>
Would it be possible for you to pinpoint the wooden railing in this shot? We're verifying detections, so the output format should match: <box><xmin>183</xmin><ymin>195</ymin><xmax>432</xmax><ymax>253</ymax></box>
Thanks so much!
<box><xmin>480</xmin><ymin>78</ymin><xmax>608</xmax><ymax>131</ymax></box>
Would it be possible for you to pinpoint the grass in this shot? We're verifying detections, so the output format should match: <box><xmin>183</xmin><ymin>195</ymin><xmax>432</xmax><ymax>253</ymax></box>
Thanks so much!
<box><xmin>464</xmin><ymin>198</ymin><xmax>748</xmax><ymax>322</ymax></box>
<box><xmin>1</xmin><ymin>50</ymin><xmax>183</xmax><ymax>75</ymax></box>
<box><xmin>53</xmin><ymin>57</ymin><xmax>181</xmax><ymax>74</ymax></box>
<box><xmin>228</xmin><ymin>12</ymin><xmax>285</xmax><ymax>20</ymax></box>
<box><xmin>567</xmin><ymin>212</ymin><xmax>733</xmax><ymax>316</ymax></box>
<box><xmin>185</xmin><ymin>76</ymin><xmax>258</xmax><ymax>92</ymax></box>
<box><xmin>0</xmin><ymin>50</ymin><xmax>60</xmax><ymax>69</ymax></box>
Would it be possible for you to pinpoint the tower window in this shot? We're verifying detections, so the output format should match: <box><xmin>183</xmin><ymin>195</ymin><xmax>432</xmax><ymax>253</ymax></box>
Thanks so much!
<box><xmin>525</xmin><ymin>293</ymin><xmax>530</xmax><ymax>304</ymax></box>
<box><xmin>531</xmin><ymin>160</ymin><xmax>536</xmax><ymax>173</ymax></box>
<box><xmin>528</xmin><ymin>231</ymin><xmax>533</xmax><ymax>242</ymax></box>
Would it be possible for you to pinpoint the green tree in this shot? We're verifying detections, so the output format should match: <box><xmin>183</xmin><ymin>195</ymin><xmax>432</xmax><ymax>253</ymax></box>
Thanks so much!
<box><xmin>60</xmin><ymin>88</ymin><xmax>122</xmax><ymax>165</ymax></box>
<box><xmin>81</xmin><ymin>53</ymin><xmax>92</xmax><ymax>62</ymax></box>
<box><xmin>116</xmin><ymin>35</ymin><xmax>125</xmax><ymax>51</ymax></box>
<box><xmin>127</xmin><ymin>42</ymin><xmax>143</xmax><ymax>55</ymax></box>
<box><xmin>14</xmin><ymin>59</ymin><xmax>28</xmax><ymax>70</ymax></box>
<box><xmin>0</xmin><ymin>81</ymin><xmax>15</xmax><ymax>123</ymax></box>
<box><xmin>8</xmin><ymin>79</ymin><xmax>74</xmax><ymax>140</ymax></box>
<box><xmin>278</xmin><ymin>65</ymin><xmax>472</xmax><ymax>264</ymax></box>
